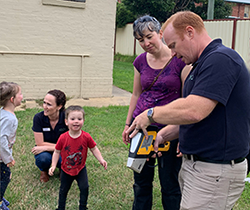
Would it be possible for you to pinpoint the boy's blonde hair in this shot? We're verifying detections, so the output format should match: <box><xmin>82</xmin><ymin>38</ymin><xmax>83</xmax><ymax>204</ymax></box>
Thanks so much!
<box><xmin>0</xmin><ymin>81</ymin><xmax>20</xmax><ymax>107</ymax></box>
<box><xmin>65</xmin><ymin>105</ymin><xmax>85</xmax><ymax>119</ymax></box>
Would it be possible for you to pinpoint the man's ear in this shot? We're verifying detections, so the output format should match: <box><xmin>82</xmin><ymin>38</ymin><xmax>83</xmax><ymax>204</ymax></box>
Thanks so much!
<box><xmin>185</xmin><ymin>26</ymin><xmax>194</xmax><ymax>39</ymax></box>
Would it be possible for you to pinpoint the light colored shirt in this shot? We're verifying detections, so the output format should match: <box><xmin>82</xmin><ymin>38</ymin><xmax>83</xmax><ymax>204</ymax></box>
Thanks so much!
<box><xmin>0</xmin><ymin>107</ymin><xmax>18</xmax><ymax>164</ymax></box>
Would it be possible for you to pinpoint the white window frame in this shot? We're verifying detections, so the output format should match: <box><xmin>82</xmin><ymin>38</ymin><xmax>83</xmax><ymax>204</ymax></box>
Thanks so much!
<box><xmin>244</xmin><ymin>6</ymin><xmax>249</xmax><ymax>18</ymax></box>
<box><xmin>42</xmin><ymin>0</ymin><xmax>86</xmax><ymax>9</ymax></box>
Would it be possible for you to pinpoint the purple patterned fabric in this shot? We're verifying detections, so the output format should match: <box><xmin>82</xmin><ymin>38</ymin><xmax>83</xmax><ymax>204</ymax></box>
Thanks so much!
<box><xmin>133</xmin><ymin>52</ymin><xmax>186</xmax><ymax>128</ymax></box>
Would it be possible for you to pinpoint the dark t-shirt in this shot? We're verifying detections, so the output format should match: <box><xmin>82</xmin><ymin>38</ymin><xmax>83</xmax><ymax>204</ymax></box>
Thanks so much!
<box><xmin>179</xmin><ymin>39</ymin><xmax>250</xmax><ymax>161</ymax></box>
<box><xmin>32</xmin><ymin>111</ymin><xmax>68</xmax><ymax>144</ymax></box>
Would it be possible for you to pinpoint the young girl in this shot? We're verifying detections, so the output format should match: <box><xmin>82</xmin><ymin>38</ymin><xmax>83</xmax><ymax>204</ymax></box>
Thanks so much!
<box><xmin>0</xmin><ymin>81</ymin><xmax>23</xmax><ymax>210</ymax></box>
<box><xmin>49</xmin><ymin>105</ymin><xmax>107</xmax><ymax>210</ymax></box>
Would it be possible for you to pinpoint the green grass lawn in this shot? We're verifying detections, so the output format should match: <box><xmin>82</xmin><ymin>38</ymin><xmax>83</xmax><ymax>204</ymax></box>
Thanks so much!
<box><xmin>6</xmin><ymin>59</ymin><xmax>250</xmax><ymax>209</ymax></box>
<box><xmin>113</xmin><ymin>60</ymin><xmax>134</xmax><ymax>93</ymax></box>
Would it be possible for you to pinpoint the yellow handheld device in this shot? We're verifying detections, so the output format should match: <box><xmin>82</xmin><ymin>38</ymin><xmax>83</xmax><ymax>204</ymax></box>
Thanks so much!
<box><xmin>127</xmin><ymin>125</ymin><xmax>170</xmax><ymax>173</ymax></box>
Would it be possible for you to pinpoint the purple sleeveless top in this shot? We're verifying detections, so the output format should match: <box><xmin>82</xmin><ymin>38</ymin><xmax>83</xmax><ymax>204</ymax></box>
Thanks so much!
<box><xmin>133</xmin><ymin>52</ymin><xmax>186</xmax><ymax>129</ymax></box>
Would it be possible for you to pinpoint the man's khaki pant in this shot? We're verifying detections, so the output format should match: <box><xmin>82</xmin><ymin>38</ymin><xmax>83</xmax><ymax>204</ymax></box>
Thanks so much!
<box><xmin>179</xmin><ymin>157</ymin><xmax>247</xmax><ymax>210</ymax></box>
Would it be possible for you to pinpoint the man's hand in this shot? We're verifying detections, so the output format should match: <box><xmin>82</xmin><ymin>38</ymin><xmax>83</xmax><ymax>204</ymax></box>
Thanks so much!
<box><xmin>154</xmin><ymin>133</ymin><xmax>165</xmax><ymax>153</ymax></box>
<box><xmin>154</xmin><ymin>125</ymin><xmax>180</xmax><ymax>153</ymax></box>
<box><xmin>126</xmin><ymin>109</ymin><xmax>151</xmax><ymax>139</ymax></box>
<box><xmin>148</xmin><ymin>151</ymin><xmax>162</xmax><ymax>160</ymax></box>
<box><xmin>176</xmin><ymin>142</ymin><xmax>183</xmax><ymax>157</ymax></box>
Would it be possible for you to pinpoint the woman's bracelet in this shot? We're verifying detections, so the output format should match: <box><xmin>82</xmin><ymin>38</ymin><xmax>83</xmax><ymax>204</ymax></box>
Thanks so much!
<box><xmin>125</xmin><ymin>123</ymin><xmax>130</xmax><ymax>126</ymax></box>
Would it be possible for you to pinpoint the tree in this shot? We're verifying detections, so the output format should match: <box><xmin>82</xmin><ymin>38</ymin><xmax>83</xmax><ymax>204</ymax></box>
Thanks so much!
<box><xmin>122</xmin><ymin>0</ymin><xmax>175</xmax><ymax>23</ymax></box>
<box><xmin>116</xmin><ymin>0</ymin><xmax>192</xmax><ymax>26</ymax></box>
<box><xmin>188</xmin><ymin>0</ymin><xmax>232</xmax><ymax>19</ymax></box>
<box><xmin>116</xmin><ymin>0</ymin><xmax>232</xmax><ymax>28</ymax></box>
<box><xmin>172</xmin><ymin>0</ymin><xmax>192</xmax><ymax>14</ymax></box>
<box><xmin>116</xmin><ymin>2</ymin><xmax>135</xmax><ymax>28</ymax></box>
<box><xmin>122</xmin><ymin>0</ymin><xmax>192</xmax><ymax>22</ymax></box>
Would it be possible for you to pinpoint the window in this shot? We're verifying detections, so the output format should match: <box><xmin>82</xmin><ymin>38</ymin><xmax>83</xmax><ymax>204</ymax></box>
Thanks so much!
<box><xmin>42</xmin><ymin>0</ymin><xmax>86</xmax><ymax>9</ymax></box>
<box><xmin>244</xmin><ymin>6</ymin><xmax>249</xmax><ymax>18</ymax></box>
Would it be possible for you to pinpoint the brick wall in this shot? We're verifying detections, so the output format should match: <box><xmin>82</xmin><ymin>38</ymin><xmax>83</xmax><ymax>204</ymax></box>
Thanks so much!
<box><xmin>231</xmin><ymin>3</ymin><xmax>245</xmax><ymax>18</ymax></box>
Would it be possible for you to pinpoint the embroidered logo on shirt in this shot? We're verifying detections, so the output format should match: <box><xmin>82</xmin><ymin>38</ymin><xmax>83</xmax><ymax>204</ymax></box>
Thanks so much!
<box><xmin>43</xmin><ymin>128</ymin><xmax>51</xmax><ymax>132</ymax></box>
<box><xmin>59</xmin><ymin>128</ymin><xmax>67</xmax><ymax>132</ymax></box>
<box><xmin>189</xmin><ymin>75</ymin><xmax>194</xmax><ymax>80</ymax></box>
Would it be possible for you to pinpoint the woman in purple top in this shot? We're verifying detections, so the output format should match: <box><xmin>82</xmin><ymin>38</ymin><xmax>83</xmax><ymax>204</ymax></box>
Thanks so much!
<box><xmin>122</xmin><ymin>15</ymin><xmax>191</xmax><ymax>210</ymax></box>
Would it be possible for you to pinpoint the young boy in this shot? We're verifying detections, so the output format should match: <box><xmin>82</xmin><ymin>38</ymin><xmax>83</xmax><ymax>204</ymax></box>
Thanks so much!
<box><xmin>49</xmin><ymin>105</ymin><xmax>107</xmax><ymax>210</ymax></box>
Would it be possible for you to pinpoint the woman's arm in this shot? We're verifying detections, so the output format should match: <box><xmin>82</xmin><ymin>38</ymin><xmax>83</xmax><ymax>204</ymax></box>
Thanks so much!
<box><xmin>31</xmin><ymin>132</ymin><xmax>56</xmax><ymax>155</ymax></box>
<box><xmin>122</xmin><ymin>67</ymin><xmax>142</xmax><ymax>145</ymax></box>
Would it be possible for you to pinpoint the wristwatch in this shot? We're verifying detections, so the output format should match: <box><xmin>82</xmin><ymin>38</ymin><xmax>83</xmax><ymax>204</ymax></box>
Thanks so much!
<box><xmin>147</xmin><ymin>108</ymin><xmax>155</xmax><ymax>123</ymax></box>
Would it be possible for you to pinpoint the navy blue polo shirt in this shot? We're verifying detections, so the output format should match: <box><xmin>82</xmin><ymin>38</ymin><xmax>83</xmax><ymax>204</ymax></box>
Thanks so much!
<box><xmin>32</xmin><ymin>111</ymin><xmax>68</xmax><ymax>144</ymax></box>
<box><xmin>179</xmin><ymin>39</ymin><xmax>250</xmax><ymax>161</ymax></box>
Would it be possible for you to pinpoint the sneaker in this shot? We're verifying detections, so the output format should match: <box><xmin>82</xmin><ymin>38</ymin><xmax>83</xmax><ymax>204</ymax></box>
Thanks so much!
<box><xmin>2</xmin><ymin>198</ymin><xmax>9</xmax><ymax>206</ymax></box>
<box><xmin>0</xmin><ymin>202</ymin><xmax>9</xmax><ymax>210</ymax></box>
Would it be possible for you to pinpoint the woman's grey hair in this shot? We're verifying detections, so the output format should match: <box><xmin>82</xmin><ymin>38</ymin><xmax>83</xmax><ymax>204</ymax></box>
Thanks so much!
<box><xmin>133</xmin><ymin>15</ymin><xmax>161</xmax><ymax>39</ymax></box>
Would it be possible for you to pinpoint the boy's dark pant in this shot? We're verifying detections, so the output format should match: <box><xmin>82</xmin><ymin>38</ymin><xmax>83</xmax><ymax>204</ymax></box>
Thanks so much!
<box><xmin>0</xmin><ymin>163</ymin><xmax>11</xmax><ymax>202</ymax></box>
<box><xmin>57</xmin><ymin>166</ymin><xmax>89</xmax><ymax>210</ymax></box>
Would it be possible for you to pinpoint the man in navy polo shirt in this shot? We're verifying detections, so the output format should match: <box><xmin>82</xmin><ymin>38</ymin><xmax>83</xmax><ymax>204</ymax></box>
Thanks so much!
<box><xmin>127</xmin><ymin>11</ymin><xmax>250</xmax><ymax>210</ymax></box>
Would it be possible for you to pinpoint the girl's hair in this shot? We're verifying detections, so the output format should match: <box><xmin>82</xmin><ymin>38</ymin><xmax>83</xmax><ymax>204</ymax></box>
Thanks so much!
<box><xmin>65</xmin><ymin>105</ymin><xmax>85</xmax><ymax>119</ymax></box>
<box><xmin>133</xmin><ymin>15</ymin><xmax>161</xmax><ymax>39</ymax></box>
<box><xmin>0</xmin><ymin>81</ymin><xmax>20</xmax><ymax>107</ymax></box>
<box><xmin>47</xmin><ymin>89</ymin><xmax>66</xmax><ymax>112</ymax></box>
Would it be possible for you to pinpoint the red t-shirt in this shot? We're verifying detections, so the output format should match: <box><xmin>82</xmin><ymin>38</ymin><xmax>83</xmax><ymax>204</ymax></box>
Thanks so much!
<box><xmin>55</xmin><ymin>130</ymin><xmax>96</xmax><ymax>176</ymax></box>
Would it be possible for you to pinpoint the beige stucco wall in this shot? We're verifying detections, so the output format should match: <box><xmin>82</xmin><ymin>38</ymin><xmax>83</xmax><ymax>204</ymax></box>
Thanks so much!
<box><xmin>0</xmin><ymin>0</ymin><xmax>117</xmax><ymax>99</ymax></box>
